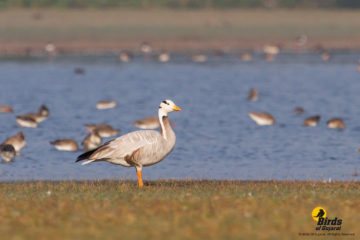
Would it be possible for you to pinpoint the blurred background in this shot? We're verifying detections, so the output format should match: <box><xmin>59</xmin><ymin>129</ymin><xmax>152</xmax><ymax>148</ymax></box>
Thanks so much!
<box><xmin>1</xmin><ymin>0</ymin><xmax>360</xmax><ymax>54</ymax></box>
<box><xmin>0</xmin><ymin>0</ymin><xmax>360</xmax><ymax>181</ymax></box>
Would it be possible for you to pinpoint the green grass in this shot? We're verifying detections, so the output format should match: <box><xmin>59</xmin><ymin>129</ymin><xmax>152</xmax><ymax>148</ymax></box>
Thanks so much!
<box><xmin>0</xmin><ymin>180</ymin><xmax>359</xmax><ymax>240</ymax></box>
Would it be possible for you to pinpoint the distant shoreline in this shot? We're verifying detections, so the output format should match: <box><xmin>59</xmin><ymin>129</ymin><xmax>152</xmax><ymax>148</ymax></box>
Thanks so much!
<box><xmin>1</xmin><ymin>9</ymin><xmax>360</xmax><ymax>55</ymax></box>
<box><xmin>2</xmin><ymin>39</ymin><xmax>360</xmax><ymax>57</ymax></box>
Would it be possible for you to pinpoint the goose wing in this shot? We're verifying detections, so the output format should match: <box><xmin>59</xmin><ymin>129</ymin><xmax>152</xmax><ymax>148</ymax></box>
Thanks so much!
<box><xmin>87</xmin><ymin>130</ymin><xmax>162</xmax><ymax>160</ymax></box>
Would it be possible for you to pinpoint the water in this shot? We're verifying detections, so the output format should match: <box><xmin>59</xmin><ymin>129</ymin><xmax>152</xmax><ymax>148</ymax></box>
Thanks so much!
<box><xmin>0</xmin><ymin>52</ymin><xmax>359</xmax><ymax>181</ymax></box>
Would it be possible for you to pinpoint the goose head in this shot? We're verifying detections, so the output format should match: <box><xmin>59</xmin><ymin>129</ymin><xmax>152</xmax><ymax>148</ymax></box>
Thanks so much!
<box><xmin>159</xmin><ymin>100</ymin><xmax>182</xmax><ymax>116</ymax></box>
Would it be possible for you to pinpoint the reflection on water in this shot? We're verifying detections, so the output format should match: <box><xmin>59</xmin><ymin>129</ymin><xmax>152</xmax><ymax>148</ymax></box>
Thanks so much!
<box><xmin>0</xmin><ymin>52</ymin><xmax>359</xmax><ymax>181</ymax></box>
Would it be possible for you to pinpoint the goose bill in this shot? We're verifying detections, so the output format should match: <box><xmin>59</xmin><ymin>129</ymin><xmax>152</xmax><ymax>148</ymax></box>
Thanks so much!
<box><xmin>173</xmin><ymin>105</ymin><xmax>182</xmax><ymax>111</ymax></box>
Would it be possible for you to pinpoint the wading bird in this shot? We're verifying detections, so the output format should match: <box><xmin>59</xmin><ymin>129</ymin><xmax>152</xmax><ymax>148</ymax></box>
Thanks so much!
<box><xmin>76</xmin><ymin>100</ymin><xmax>182</xmax><ymax>187</ymax></box>
<box><xmin>248</xmin><ymin>89</ymin><xmax>258</xmax><ymax>102</ymax></box>
<box><xmin>327</xmin><ymin>118</ymin><xmax>345</xmax><ymax>129</ymax></box>
<box><xmin>96</xmin><ymin>100</ymin><xmax>117</xmax><ymax>109</ymax></box>
<box><xmin>85</xmin><ymin>124</ymin><xmax>120</xmax><ymax>137</ymax></box>
<box><xmin>0</xmin><ymin>144</ymin><xmax>16</xmax><ymax>162</ymax></box>
<box><xmin>304</xmin><ymin>115</ymin><xmax>321</xmax><ymax>127</ymax></box>
<box><xmin>132</xmin><ymin>116</ymin><xmax>175</xmax><ymax>130</ymax></box>
<box><xmin>0</xmin><ymin>105</ymin><xmax>13</xmax><ymax>113</ymax></box>
<box><xmin>50</xmin><ymin>139</ymin><xmax>79</xmax><ymax>151</ymax></box>
<box><xmin>2</xmin><ymin>132</ymin><xmax>26</xmax><ymax>152</ymax></box>
<box><xmin>21</xmin><ymin>104</ymin><xmax>50</xmax><ymax>123</ymax></box>
<box><xmin>248</xmin><ymin>112</ymin><xmax>275</xmax><ymax>125</ymax></box>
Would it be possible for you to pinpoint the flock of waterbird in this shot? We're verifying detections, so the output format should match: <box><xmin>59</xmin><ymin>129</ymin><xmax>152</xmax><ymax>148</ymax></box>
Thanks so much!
<box><xmin>0</xmin><ymin>39</ymin><xmax>358</xmax><ymax>185</ymax></box>
<box><xmin>0</xmin><ymin>99</ymin><xmax>181</xmax><ymax>187</ymax></box>
<box><xmin>39</xmin><ymin>40</ymin><xmax>340</xmax><ymax>64</ymax></box>
<box><xmin>247</xmin><ymin>88</ymin><xmax>346</xmax><ymax>128</ymax></box>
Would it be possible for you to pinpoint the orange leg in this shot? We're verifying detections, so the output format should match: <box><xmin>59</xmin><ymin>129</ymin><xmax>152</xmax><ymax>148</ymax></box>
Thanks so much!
<box><xmin>136</xmin><ymin>170</ymin><xmax>144</xmax><ymax>187</ymax></box>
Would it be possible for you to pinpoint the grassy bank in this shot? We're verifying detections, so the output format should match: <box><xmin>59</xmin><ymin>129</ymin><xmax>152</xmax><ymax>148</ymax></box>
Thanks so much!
<box><xmin>1</xmin><ymin>9</ymin><xmax>360</xmax><ymax>54</ymax></box>
<box><xmin>0</xmin><ymin>180</ymin><xmax>359</xmax><ymax>240</ymax></box>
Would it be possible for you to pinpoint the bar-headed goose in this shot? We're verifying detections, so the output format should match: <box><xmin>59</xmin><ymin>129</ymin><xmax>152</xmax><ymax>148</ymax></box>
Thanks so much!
<box><xmin>76</xmin><ymin>99</ymin><xmax>182</xmax><ymax>187</ymax></box>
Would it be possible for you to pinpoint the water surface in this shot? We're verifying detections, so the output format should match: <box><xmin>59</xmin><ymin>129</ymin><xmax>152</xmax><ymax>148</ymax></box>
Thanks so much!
<box><xmin>0</xmin><ymin>52</ymin><xmax>359</xmax><ymax>181</ymax></box>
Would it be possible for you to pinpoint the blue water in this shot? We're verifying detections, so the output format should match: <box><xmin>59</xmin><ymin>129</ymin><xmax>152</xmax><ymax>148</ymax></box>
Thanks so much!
<box><xmin>0</xmin><ymin>52</ymin><xmax>359</xmax><ymax>181</ymax></box>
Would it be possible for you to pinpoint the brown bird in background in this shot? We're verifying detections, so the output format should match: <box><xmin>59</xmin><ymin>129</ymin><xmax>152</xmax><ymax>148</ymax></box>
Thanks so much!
<box><xmin>2</xmin><ymin>132</ymin><xmax>26</xmax><ymax>153</ymax></box>
<box><xmin>0</xmin><ymin>105</ymin><xmax>13</xmax><ymax>113</ymax></box>
<box><xmin>0</xmin><ymin>144</ymin><xmax>16</xmax><ymax>162</ymax></box>
<box><xmin>248</xmin><ymin>112</ymin><xmax>275</xmax><ymax>125</ymax></box>
<box><xmin>82</xmin><ymin>131</ymin><xmax>102</xmax><ymax>152</ymax></box>
<box><xmin>304</xmin><ymin>115</ymin><xmax>321</xmax><ymax>127</ymax></box>
<box><xmin>50</xmin><ymin>139</ymin><xmax>79</xmax><ymax>152</ymax></box>
<box><xmin>85</xmin><ymin>124</ymin><xmax>120</xmax><ymax>137</ymax></box>
<box><xmin>327</xmin><ymin>118</ymin><xmax>345</xmax><ymax>129</ymax></box>
<box><xmin>248</xmin><ymin>89</ymin><xmax>258</xmax><ymax>102</ymax></box>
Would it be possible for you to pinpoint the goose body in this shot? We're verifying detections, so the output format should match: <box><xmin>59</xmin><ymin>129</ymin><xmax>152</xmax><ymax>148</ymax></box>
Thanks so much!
<box><xmin>327</xmin><ymin>118</ymin><xmax>345</xmax><ymax>129</ymax></box>
<box><xmin>50</xmin><ymin>139</ymin><xmax>79</xmax><ymax>151</ymax></box>
<box><xmin>249</xmin><ymin>112</ymin><xmax>275</xmax><ymax>125</ymax></box>
<box><xmin>77</xmin><ymin>100</ymin><xmax>182</xmax><ymax>187</ymax></box>
<box><xmin>304</xmin><ymin>115</ymin><xmax>320</xmax><ymax>127</ymax></box>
